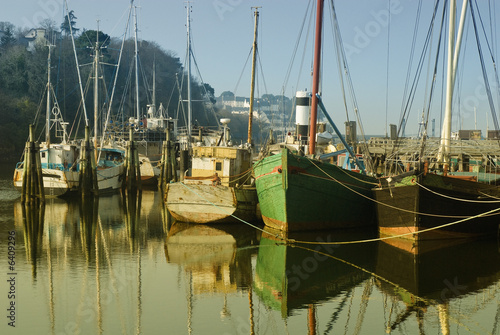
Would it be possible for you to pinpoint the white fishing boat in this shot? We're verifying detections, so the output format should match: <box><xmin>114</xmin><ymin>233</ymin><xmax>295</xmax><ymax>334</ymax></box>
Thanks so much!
<box><xmin>13</xmin><ymin>45</ymin><xmax>80</xmax><ymax>197</ymax></box>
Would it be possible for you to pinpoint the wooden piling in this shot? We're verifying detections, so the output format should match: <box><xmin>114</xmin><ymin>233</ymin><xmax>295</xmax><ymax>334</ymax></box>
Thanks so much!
<box><xmin>79</xmin><ymin>126</ymin><xmax>98</xmax><ymax>197</ymax></box>
<box><xmin>21</xmin><ymin>125</ymin><xmax>45</xmax><ymax>204</ymax></box>
<box><xmin>125</xmin><ymin>128</ymin><xmax>142</xmax><ymax>193</ymax></box>
<box><xmin>159</xmin><ymin>125</ymin><xmax>178</xmax><ymax>189</ymax></box>
<box><xmin>179</xmin><ymin>150</ymin><xmax>189</xmax><ymax>182</ymax></box>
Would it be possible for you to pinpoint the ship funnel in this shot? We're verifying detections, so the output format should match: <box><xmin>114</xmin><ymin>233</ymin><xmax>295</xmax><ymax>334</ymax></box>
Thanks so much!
<box><xmin>295</xmin><ymin>91</ymin><xmax>310</xmax><ymax>138</ymax></box>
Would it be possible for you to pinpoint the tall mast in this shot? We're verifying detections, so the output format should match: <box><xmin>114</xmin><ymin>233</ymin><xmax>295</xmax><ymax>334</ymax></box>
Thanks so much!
<box><xmin>152</xmin><ymin>56</ymin><xmax>156</xmax><ymax>112</ymax></box>
<box><xmin>94</xmin><ymin>21</ymin><xmax>100</xmax><ymax>152</ymax></box>
<box><xmin>186</xmin><ymin>3</ymin><xmax>192</xmax><ymax>142</ymax></box>
<box><xmin>247</xmin><ymin>7</ymin><xmax>260</xmax><ymax>145</ymax></box>
<box><xmin>308</xmin><ymin>0</ymin><xmax>324</xmax><ymax>155</ymax></box>
<box><xmin>134</xmin><ymin>5</ymin><xmax>140</xmax><ymax>123</ymax></box>
<box><xmin>438</xmin><ymin>0</ymin><xmax>468</xmax><ymax>164</ymax></box>
<box><xmin>46</xmin><ymin>44</ymin><xmax>53</xmax><ymax>146</ymax></box>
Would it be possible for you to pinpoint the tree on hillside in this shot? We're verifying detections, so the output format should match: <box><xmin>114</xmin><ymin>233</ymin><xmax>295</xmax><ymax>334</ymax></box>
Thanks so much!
<box><xmin>203</xmin><ymin>83</ymin><xmax>216</xmax><ymax>104</ymax></box>
<box><xmin>0</xmin><ymin>26</ymin><xmax>16</xmax><ymax>49</ymax></box>
<box><xmin>40</xmin><ymin>19</ymin><xmax>59</xmax><ymax>45</ymax></box>
<box><xmin>60</xmin><ymin>10</ymin><xmax>79</xmax><ymax>36</ymax></box>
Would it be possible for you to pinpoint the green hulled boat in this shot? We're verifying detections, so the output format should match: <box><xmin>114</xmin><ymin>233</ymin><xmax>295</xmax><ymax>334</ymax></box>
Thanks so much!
<box><xmin>253</xmin><ymin>0</ymin><xmax>378</xmax><ymax>232</ymax></box>
<box><xmin>254</xmin><ymin>148</ymin><xmax>377</xmax><ymax>232</ymax></box>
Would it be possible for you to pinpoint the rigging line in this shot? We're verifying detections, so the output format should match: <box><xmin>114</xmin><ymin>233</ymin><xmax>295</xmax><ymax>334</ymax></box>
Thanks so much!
<box><xmin>329</xmin><ymin>0</ymin><xmax>349</xmax><ymax>121</ymax></box>
<box><xmin>257</xmin><ymin>51</ymin><xmax>269</xmax><ymax>95</ymax></box>
<box><xmin>415</xmin><ymin>181</ymin><xmax>500</xmax><ymax>203</ymax></box>
<box><xmin>282</xmin><ymin>0</ymin><xmax>313</xmax><ymax>93</ymax></box>
<box><xmin>232</xmin><ymin>47</ymin><xmax>253</xmax><ymax>96</ymax></box>
<box><xmin>473</xmin><ymin>0</ymin><xmax>500</xmax><ymax>135</ymax></box>
<box><xmin>283</xmin><ymin>3</ymin><xmax>315</xmax><ymax>132</ymax></box>
<box><xmin>473</xmin><ymin>0</ymin><xmax>496</xmax><ymax>62</ymax></box>
<box><xmin>292</xmin><ymin>244</ymin><xmax>432</xmax><ymax>307</ymax></box>
<box><xmin>306</xmin><ymin>156</ymin><xmax>500</xmax><ymax>218</ymax></box>
<box><xmin>287</xmin><ymin>205</ymin><xmax>500</xmax><ymax>246</ymax></box>
<box><xmin>399</xmin><ymin>0</ymin><xmax>424</xmax><ymax>131</ymax></box>
<box><xmin>398</xmin><ymin>0</ymin><xmax>443</xmax><ymax>145</ymax></box>
<box><xmin>328</xmin><ymin>1</ymin><xmax>373</xmax><ymax>168</ymax></box>
<box><xmin>190</xmin><ymin>47</ymin><xmax>220</xmax><ymax>128</ymax></box>
<box><xmin>323</xmin><ymin>291</ymin><xmax>352</xmax><ymax>335</ymax></box>
<box><xmin>418</xmin><ymin>2</ymin><xmax>448</xmax><ymax>159</ymax></box>
<box><xmin>385</xmin><ymin>0</ymin><xmax>391</xmax><ymax>138</ymax></box>
<box><xmin>470</xmin><ymin>2</ymin><xmax>500</xmax><ymax>133</ymax></box>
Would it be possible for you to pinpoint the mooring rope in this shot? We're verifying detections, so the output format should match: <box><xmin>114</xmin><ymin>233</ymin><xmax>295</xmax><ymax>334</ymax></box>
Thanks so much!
<box><xmin>173</xmin><ymin>180</ymin><xmax>500</xmax><ymax>246</ymax></box>
<box><xmin>416</xmin><ymin>181</ymin><xmax>500</xmax><ymax>203</ymax></box>
<box><xmin>306</xmin><ymin>157</ymin><xmax>500</xmax><ymax>219</ymax></box>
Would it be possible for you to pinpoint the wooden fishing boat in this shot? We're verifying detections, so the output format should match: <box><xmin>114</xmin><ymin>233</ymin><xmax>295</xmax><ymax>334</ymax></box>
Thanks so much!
<box><xmin>253</xmin><ymin>0</ymin><xmax>377</xmax><ymax>232</ymax></box>
<box><xmin>12</xmin><ymin>46</ymin><xmax>80</xmax><ymax>198</ymax></box>
<box><xmin>165</xmin><ymin>138</ymin><xmax>257</xmax><ymax>224</ymax></box>
<box><xmin>165</xmin><ymin>8</ymin><xmax>259</xmax><ymax>224</ymax></box>
<box><xmin>254</xmin><ymin>147</ymin><xmax>376</xmax><ymax>231</ymax></box>
<box><xmin>374</xmin><ymin>167</ymin><xmax>500</xmax><ymax>240</ymax></box>
<box><xmin>373</xmin><ymin>0</ymin><xmax>500</xmax><ymax>241</ymax></box>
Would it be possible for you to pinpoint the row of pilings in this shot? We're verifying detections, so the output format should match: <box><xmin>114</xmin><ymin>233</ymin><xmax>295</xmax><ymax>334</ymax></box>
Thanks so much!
<box><xmin>159</xmin><ymin>125</ymin><xmax>180</xmax><ymax>190</ymax></box>
<box><xmin>21</xmin><ymin>125</ymin><xmax>143</xmax><ymax>206</ymax></box>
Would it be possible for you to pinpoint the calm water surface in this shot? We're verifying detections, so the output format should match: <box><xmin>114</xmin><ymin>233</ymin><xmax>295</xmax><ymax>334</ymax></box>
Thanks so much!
<box><xmin>1</xmin><ymin>162</ymin><xmax>500</xmax><ymax>334</ymax></box>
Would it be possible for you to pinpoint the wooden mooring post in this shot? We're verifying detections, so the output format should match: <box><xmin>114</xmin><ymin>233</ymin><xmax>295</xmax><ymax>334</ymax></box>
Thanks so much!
<box><xmin>21</xmin><ymin>125</ymin><xmax>45</xmax><ymax>204</ymax></box>
<box><xmin>159</xmin><ymin>125</ymin><xmax>177</xmax><ymax>189</ymax></box>
<box><xmin>79</xmin><ymin>126</ymin><xmax>98</xmax><ymax>197</ymax></box>
<box><xmin>124</xmin><ymin>128</ymin><xmax>142</xmax><ymax>193</ymax></box>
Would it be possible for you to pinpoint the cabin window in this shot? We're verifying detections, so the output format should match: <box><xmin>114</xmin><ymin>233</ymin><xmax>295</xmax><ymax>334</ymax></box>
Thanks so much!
<box><xmin>41</xmin><ymin>152</ymin><xmax>46</xmax><ymax>158</ymax></box>
<box><xmin>215</xmin><ymin>162</ymin><xmax>222</xmax><ymax>171</ymax></box>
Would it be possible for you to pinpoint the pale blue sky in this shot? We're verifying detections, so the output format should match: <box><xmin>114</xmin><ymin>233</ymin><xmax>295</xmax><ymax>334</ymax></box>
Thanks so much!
<box><xmin>3</xmin><ymin>0</ymin><xmax>499</xmax><ymax>135</ymax></box>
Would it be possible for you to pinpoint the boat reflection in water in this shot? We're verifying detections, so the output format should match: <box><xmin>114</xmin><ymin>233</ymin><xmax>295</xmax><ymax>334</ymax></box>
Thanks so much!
<box><xmin>164</xmin><ymin>222</ymin><xmax>260</xmax><ymax>332</ymax></box>
<box><xmin>9</xmin><ymin>185</ymin><xmax>500</xmax><ymax>334</ymax></box>
<box><xmin>13</xmin><ymin>190</ymin><xmax>166</xmax><ymax>334</ymax></box>
<box><xmin>165</xmin><ymin>222</ymin><xmax>259</xmax><ymax>292</ymax></box>
<box><xmin>376</xmin><ymin>237</ymin><xmax>500</xmax><ymax>334</ymax></box>
<box><xmin>253</xmin><ymin>227</ymin><xmax>378</xmax><ymax>324</ymax></box>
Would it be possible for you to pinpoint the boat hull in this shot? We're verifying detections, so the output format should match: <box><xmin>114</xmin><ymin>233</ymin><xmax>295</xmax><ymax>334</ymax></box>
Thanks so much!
<box><xmin>96</xmin><ymin>164</ymin><xmax>125</xmax><ymax>194</ymax></box>
<box><xmin>374</xmin><ymin>171</ymin><xmax>500</xmax><ymax>241</ymax></box>
<box><xmin>13</xmin><ymin>167</ymin><xmax>79</xmax><ymax>197</ymax></box>
<box><xmin>254</xmin><ymin>148</ymin><xmax>377</xmax><ymax>232</ymax></box>
<box><xmin>165</xmin><ymin>183</ymin><xmax>258</xmax><ymax>224</ymax></box>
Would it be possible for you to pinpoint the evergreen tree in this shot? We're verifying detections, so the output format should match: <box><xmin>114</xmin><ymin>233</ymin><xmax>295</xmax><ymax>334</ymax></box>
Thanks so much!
<box><xmin>60</xmin><ymin>10</ymin><xmax>79</xmax><ymax>36</ymax></box>
<box><xmin>0</xmin><ymin>27</ymin><xmax>16</xmax><ymax>49</ymax></box>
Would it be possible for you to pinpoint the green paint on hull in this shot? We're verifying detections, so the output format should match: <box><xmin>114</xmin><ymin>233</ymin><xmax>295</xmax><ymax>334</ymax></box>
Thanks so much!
<box><xmin>254</xmin><ymin>148</ymin><xmax>377</xmax><ymax>232</ymax></box>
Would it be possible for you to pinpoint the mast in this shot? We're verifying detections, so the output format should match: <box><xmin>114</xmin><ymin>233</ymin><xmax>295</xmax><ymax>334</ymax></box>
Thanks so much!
<box><xmin>45</xmin><ymin>44</ymin><xmax>53</xmax><ymax>146</ymax></box>
<box><xmin>247</xmin><ymin>7</ymin><xmax>260</xmax><ymax>145</ymax></box>
<box><xmin>94</xmin><ymin>22</ymin><xmax>100</xmax><ymax>152</ymax></box>
<box><xmin>308</xmin><ymin>0</ymin><xmax>324</xmax><ymax>155</ymax></box>
<box><xmin>186</xmin><ymin>3</ymin><xmax>192</xmax><ymax>142</ymax></box>
<box><xmin>64</xmin><ymin>0</ymin><xmax>88</xmax><ymax>126</ymax></box>
<box><xmin>134</xmin><ymin>5</ymin><xmax>140</xmax><ymax>123</ymax></box>
<box><xmin>152</xmin><ymin>56</ymin><xmax>156</xmax><ymax>113</ymax></box>
<box><xmin>438</xmin><ymin>0</ymin><xmax>468</xmax><ymax>164</ymax></box>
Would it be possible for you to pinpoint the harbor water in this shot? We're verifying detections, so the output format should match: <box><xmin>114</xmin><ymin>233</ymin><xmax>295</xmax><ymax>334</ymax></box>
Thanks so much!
<box><xmin>1</xmin><ymin>162</ymin><xmax>500</xmax><ymax>334</ymax></box>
